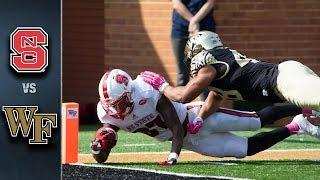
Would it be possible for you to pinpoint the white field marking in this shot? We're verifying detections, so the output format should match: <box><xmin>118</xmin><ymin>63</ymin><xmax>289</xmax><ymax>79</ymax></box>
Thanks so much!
<box><xmin>121</xmin><ymin>143</ymin><xmax>156</xmax><ymax>147</ymax></box>
<box><xmin>71</xmin><ymin>163</ymin><xmax>250</xmax><ymax>180</ymax></box>
<box><xmin>80</xmin><ymin>148</ymin><xmax>320</xmax><ymax>156</ymax></box>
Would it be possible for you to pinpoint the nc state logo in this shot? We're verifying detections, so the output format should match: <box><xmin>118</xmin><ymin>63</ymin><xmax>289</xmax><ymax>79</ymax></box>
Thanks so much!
<box><xmin>10</xmin><ymin>27</ymin><xmax>48</xmax><ymax>73</ymax></box>
<box><xmin>115</xmin><ymin>74</ymin><xmax>129</xmax><ymax>86</ymax></box>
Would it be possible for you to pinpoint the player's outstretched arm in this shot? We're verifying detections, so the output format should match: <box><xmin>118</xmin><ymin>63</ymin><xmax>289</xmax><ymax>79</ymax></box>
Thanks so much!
<box><xmin>141</xmin><ymin>66</ymin><xmax>216</xmax><ymax>103</ymax></box>
<box><xmin>198</xmin><ymin>90</ymin><xmax>223</xmax><ymax>120</ymax></box>
<box><xmin>187</xmin><ymin>91</ymin><xmax>223</xmax><ymax>134</ymax></box>
<box><xmin>156</xmin><ymin>95</ymin><xmax>184</xmax><ymax>165</ymax></box>
<box><xmin>165</xmin><ymin>65</ymin><xmax>216</xmax><ymax>103</ymax></box>
<box><xmin>91</xmin><ymin>124</ymin><xmax>119</xmax><ymax>163</ymax></box>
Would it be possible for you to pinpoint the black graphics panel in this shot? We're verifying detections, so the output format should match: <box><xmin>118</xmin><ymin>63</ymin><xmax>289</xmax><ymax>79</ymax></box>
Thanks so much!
<box><xmin>0</xmin><ymin>0</ymin><xmax>61</xmax><ymax>179</ymax></box>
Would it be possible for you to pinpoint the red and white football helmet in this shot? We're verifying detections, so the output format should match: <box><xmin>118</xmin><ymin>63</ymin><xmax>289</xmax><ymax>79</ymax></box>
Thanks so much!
<box><xmin>98</xmin><ymin>69</ymin><xmax>134</xmax><ymax>119</ymax></box>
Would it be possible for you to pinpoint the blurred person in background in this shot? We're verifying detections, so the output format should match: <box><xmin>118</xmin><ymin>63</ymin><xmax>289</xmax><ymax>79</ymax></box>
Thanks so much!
<box><xmin>171</xmin><ymin>0</ymin><xmax>216</xmax><ymax>100</ymax></box>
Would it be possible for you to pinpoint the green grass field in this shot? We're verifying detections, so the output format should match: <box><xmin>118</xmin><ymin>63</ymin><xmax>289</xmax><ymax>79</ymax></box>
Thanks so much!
<box><xmin>113</xmin><ymin>160</ymin><xmax>320</xmax><ymax>180</ymax></box>
<box><xmin>80</xmin><ymin>124</ymin><xmax>320</xmax><ymax>179</ymax></box>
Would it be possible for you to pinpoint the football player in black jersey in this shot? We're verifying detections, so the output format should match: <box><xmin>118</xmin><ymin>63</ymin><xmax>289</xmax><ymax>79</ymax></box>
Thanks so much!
<box><xmin>141</xmin><ymin>31</ymin><xmax>320</xmax><ymax>133</ymax></box>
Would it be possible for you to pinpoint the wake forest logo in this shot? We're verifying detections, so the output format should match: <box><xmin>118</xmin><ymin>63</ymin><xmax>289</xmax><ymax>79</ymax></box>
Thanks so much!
<box><xmin>2</xmin><ymin>106</ymin><xmax>57</xmax><ymax>144</ymax></box>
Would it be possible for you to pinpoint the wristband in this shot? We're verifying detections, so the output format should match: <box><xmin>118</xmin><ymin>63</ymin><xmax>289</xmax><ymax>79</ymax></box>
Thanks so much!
<box><xmin>159</xmin><ymin>82</ymin><xmax>169</xmax><ymax>93</ymax></box>
<box><xmin>168</xmin><ymin>152</ymin><xmax>179</xmax><ymax>161</ymax></box>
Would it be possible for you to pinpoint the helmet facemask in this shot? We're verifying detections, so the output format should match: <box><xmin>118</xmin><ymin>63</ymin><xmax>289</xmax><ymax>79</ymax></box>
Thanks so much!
<box><xmin>184</xmin><ymin>41</ymin><xmax>204</xmax><ymax>76</ymax></box>
<box><xmin>101</xmin><ymin>92</ymin><xmax>134</xmax><ymax>119</ymax></box>
<box><xmin>185</xmin><ymin>40</ymin><xmax>205</xmax><ymax>60</ymax></box>
<box><xmin>98</xmin><ymin>69</ymin><xmax>134</xmax><ymax>119</ymax></box>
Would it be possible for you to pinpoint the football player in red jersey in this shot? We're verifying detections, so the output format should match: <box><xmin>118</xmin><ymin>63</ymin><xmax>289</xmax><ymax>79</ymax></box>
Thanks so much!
<box><xmin>91</xmin><ymin>69</ymin><xmax>320</xmax><ymax>165</ymax></box>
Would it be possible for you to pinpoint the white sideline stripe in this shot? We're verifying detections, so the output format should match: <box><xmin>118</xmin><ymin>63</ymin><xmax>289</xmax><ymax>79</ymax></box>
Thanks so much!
<box><xmin>72</xmin><ymin>163</ymin><xmax>250</xmax><ymax>180</ymax></box>
<box><xmin>80</xmin><ymin>148</ymin><xmax>320</xmax><ymax>156</ymax></box>
<box><xmin>121</xmin><ymin>143</ymin><xmax>156</xmax><ymax>147</ymax></box>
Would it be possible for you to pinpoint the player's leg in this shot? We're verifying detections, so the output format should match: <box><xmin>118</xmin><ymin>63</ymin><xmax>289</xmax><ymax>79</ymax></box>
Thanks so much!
<box><xmin>256</xmin><ymin>104</ymin><xmax>302</xmax><ymax>127</ymax></box>
<box><xmin>199</xmin><ymin>104</ymin><xmax>302</xmax><ymax>133</ymax></box>
<box><xmin>277</xmin><ymin>60</ymin><xmax>320</xmax><ymax>111</ymax></box>
<box><xmin>246</xmin><ymin>127</ymin><xmax>290</xmax><ymax>156</ymax></box>
<box><xmin>185</xmin><ymin>114</ymin><xmax>320</xmax><ymax>158</ymax></box>
<box><xmin>200</xmin><ymin>108</ymin><xmax>261</xmax><ymax>133</ymax></box>
<box><xmin>186</xmin><ymin>102</ymin><xmax>262</xmax><ymax>134</ymax></box>
<box><xmin>247</xmin><ymin>114</ymin><xmax>320</xmax><ymax>156</ymax></box>
<box><xmin>183</xmin><ymin>132</ymin><xmax>248</xmax><ymax>158</ymax></box>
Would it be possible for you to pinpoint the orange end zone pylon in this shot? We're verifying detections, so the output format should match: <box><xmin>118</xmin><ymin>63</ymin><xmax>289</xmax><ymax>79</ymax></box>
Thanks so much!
<box><xmin>62</xmin><ymin>102</ymin><xmax>79</xmax><ymax>164</ymax></box>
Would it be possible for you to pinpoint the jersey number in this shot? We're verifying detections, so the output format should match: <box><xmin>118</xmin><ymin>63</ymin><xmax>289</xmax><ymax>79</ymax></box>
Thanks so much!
<box><xmin>10</xmin><ymin>27</ymin><xmax>48</xmax><ymax>73</ymax></box>
<box><xmin>210</xmin><ymin>87</ymin><xmax>244</xmax><ymax>101</ymax></box>
<box><xmin>133</xmin><ymin>116</ymin><xmax>167</xmax><ymax>137</ymax></box>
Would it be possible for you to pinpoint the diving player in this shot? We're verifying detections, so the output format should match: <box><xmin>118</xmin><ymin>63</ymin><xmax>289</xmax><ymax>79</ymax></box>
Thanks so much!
<box><xmin>140</xmin><ymin>31</ymin><xmax>320</xmax><ymax>133</ymax></box>
<box><xmin>91</xmin><ymin>69</ymin><xmax>320</xmax><ymax>165</ymax></box>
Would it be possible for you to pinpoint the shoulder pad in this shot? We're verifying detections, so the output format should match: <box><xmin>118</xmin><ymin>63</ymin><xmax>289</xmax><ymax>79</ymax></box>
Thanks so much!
<box><xmin>134</xmin><ymin>76</ymin><xmax>159</xmax><ymax>98</ymax></box>
<box><xmin>190</xmin><ymin>50</ymin><xmax>217</xmax><ymax>77</ymax></box>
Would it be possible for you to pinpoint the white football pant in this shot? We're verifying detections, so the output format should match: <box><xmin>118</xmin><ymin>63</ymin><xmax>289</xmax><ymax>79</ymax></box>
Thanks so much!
<box><xmin>277</xmin><ymin>60</ymin><xmax>320</xmax><ymax>111</ymax></box>
<box><xmin>182</xmin><ymin>104</ymin><xmax>261</xmax><ymax>158</ymax></box>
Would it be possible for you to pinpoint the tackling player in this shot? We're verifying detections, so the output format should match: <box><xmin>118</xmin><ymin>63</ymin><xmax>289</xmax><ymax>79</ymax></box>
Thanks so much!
<box><xmin>140</xmin><ymin>31</ymin><xmax>320</xmax><ymax>133</ymax></box>
<box><xmin>91</xmin><ymin>69</ymin><xmax>320</xmax><ymax>165</ymax></box>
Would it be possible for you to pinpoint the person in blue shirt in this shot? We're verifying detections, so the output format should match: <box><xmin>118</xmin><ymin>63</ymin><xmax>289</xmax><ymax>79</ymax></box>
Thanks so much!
<box><xmin>172</xmin><ymin>0</ymin><xmax>216</xmax><ymax>100</ymax></box>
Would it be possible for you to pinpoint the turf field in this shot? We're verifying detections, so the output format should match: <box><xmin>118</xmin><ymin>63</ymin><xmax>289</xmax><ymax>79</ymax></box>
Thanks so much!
<box><xmin>79</xmin><ymin>125</ymin><xmax>320</xmax><ymax>153</ymax></box>
<box><xmin>79</xmin><ymin>124</ymin><xmax>320</xmax><ymax>179</ymax></box>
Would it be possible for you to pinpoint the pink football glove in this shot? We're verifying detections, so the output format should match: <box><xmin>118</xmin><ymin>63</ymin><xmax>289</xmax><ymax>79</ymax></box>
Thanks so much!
<box><xmin>187</xmin><ymin>117</ymin><xmax>203</xmax><ymax>134</ymax></box>
<box><xmin>140</xmin><ymin>71</ymin><xmax>169</xmax><ymax>93</ymax></box>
